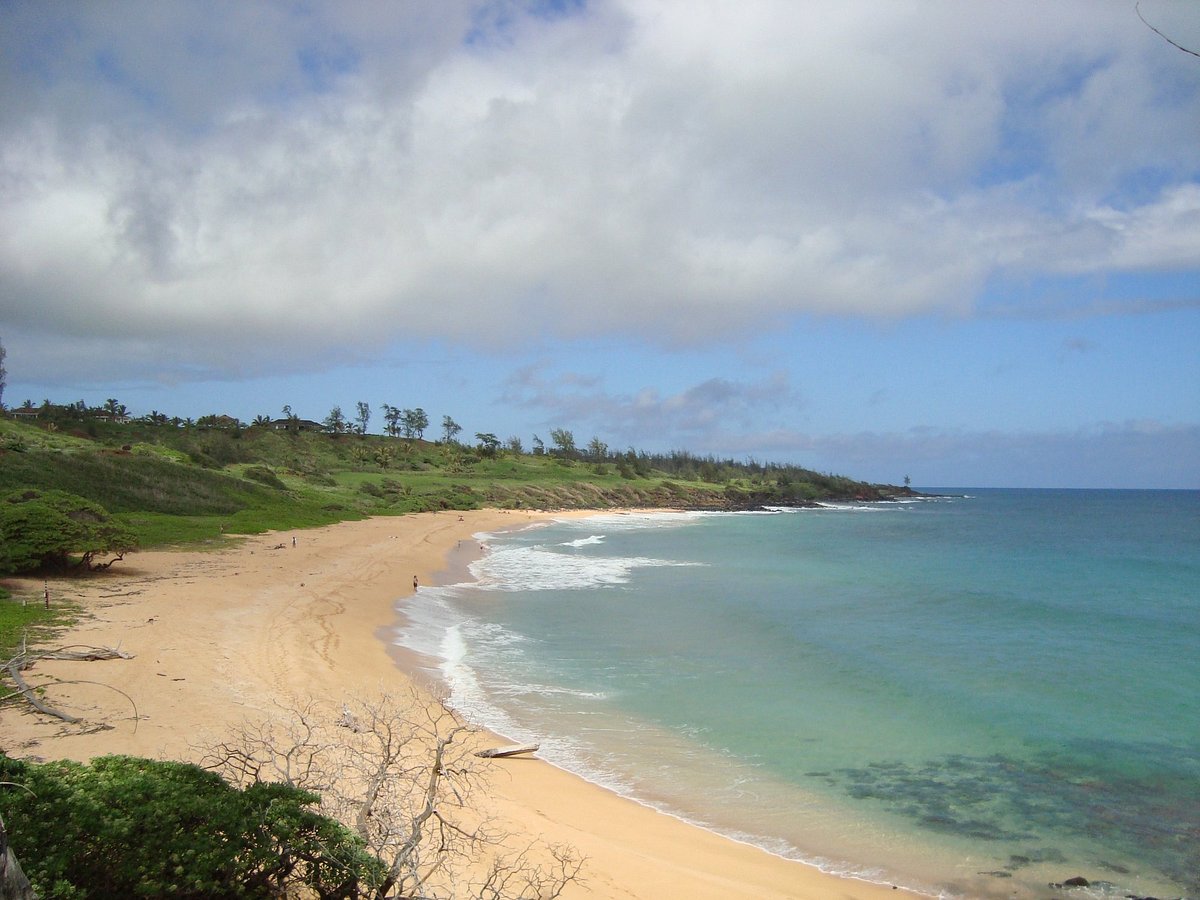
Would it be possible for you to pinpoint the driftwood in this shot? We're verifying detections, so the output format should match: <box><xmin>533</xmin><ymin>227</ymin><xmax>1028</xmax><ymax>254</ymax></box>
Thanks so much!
<box><xmin>26</xmin><ymin>645</ymin><xmax>133</xmax><ymax>663</ymax></box>
<box><xmin>2</xmin><ymin>642</ymin><xmax>136</xmax><ymax>726</ymax></box>
<box><xmin>4</xmin><ymin>659</ymin><xmax>80</xmax><ymax>724</ymax></box>
<box><xmin>475</xmin><ymin>743</ymin><xmax>540</xmax><ymax>759</ymax></box>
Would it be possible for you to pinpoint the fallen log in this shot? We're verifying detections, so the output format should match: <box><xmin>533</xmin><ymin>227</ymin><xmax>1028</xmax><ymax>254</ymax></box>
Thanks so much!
<box><xmin>28</xmin><ymin>645</ymin><xmax>134</xmax><ymax>664</ymax></box>
<box><xmin>4</xmin><ymin>660</ymin><xmax>80</xmax><ymax>724</ymax></box>
<box><xmin>475</xmin><ymin>743</ymin><xmax>540</xmax><ymax>759</ymax></box>
<box><xmin>2</xmin><ymin>643</ymin><xmax>138</xmax><ymax>726</ymax></box>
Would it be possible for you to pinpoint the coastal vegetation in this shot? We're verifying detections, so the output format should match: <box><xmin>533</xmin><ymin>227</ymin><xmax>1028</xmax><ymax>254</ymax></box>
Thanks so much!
<box><xmin>0</xmin><ymin>400</ymin><xmax>909</xmax><ymax>577</ymax></box>
<box><xmin>1</xmin><ymin>693</ymin><xmax>582</xmax><ymax>899</ymax></box>
<box><xmin>0</xmin><ymin>753</ymin><xmax>378</xmax><ymax>898</ymax></box>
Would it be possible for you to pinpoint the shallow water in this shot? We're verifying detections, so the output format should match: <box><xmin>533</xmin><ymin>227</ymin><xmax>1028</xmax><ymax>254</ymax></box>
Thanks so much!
<box><xmin>395</xmin><ymin>490</ymin><xmax>1200</xmax><ymax>898</ymax></box>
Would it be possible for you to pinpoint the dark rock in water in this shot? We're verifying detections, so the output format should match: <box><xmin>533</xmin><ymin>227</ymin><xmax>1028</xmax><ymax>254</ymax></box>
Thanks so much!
<box><xmin>1049</xmin><ymin>876</ymin><xmax>1090</xmax><ymax>888</ymax></box>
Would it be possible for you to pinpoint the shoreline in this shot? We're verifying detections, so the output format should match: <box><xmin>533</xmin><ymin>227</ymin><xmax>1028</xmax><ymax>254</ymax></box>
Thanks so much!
<box><xmin>1</xmin><ymin>510</ymin><xmax>915</xmax><ymax>899</ymax></box>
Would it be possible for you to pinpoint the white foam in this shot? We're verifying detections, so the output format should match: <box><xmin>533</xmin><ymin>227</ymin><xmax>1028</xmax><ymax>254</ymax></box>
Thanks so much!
<box><xmin>552</xmin><ymin>510</ymin><xmax>710</xmax><ymax>530</ymax></box>
<box><xmin>395</xmin><ymin>586</ymin><xmax>938</xmax><ymax>899</ymax></box>
<box><xmin>813</xmin><ymin>502</ymin><xmax>895</xmax><ymax>512</ymax></box>
<box><xmin>468</xmin><ymin>543</ymin><xmax>702</xmax><ymax>592</ymax></box>
<box><xmin>560</xmin><ymin>534</ymin><xmax>606</xmax><ymax>548</ymax></box>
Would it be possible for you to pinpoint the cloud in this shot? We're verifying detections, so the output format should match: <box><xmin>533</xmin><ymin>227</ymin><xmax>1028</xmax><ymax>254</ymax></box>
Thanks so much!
<box><xmin>490</xmin><ymin>362</ymin><xmax>1199</xmax><ymax>486</ymax></box>
<box><xmin>500</xmin><ymin>363</ymin><xmax>800</xmax><ymax>446</ymax></box>
<box><xmin>1</xmin><ymin>1</ymin><xmax>1198</xmax><ymax>385</ymax></box>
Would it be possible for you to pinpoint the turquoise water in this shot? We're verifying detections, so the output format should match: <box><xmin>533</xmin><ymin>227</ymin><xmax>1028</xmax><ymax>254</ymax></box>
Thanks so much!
<box><xmin>396</xmin><ymin>490</ymin><xmax>1200</xmax><ymax>898</ymax></box>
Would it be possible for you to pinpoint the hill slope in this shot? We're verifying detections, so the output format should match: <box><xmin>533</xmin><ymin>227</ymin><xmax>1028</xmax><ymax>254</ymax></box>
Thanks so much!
<box><xmin>0</xmin><ymin>417</ymin><xmax>911</xmax><ymax>549</ymax></box>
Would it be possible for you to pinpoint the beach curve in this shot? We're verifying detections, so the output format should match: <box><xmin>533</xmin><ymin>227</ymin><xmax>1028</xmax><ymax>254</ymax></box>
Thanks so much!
<box><xmin>1</xmin><ymin>510</ymin><xmax>914</xmax><ymax>899</ymax></box>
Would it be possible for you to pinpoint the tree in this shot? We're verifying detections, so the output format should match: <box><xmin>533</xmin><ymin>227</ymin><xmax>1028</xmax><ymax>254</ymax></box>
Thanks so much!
<box><xmin>401</xmin><ymin>408</ymin><xmax>428</xmax><ymax>440</ymax></box>
<box><xmin>282</xmin><ymin>405</ymin><xmax>301</xmax><ymax>434</ymax></box>
<box><xmin>381</xmin><ymin>404</ymin><xmax>402</xmax><ymax>438</ymax></box>
<box><xmin>0</xmin><ymin>335</ymin><xmax>6</xmax><ymax>410</ymax></box>
<box><xmin>587</xmin><ymin>436</ymin><xmax>608</xmax><ymax>460</ymax></box>
<box><xmin>0</xmin><ymin>490</ymin><xmax>137</xmax><ymax>575</ymax></box>
<box><xmin>356</xmin><ymin>401</ymin><xmax>371</xmax><ymax>435</ymax></box>
<box><xmin>549</xmin><ymin>428</ymin><xmax>576</xmax><ymax>457</ymax></box>
<box><xmin>531</xmin><ymin>435</ymin><xmax>545</xmax><ymax>455</ymax></box>
<box><xmin>252</xmin><ymin>414</ymin><xmax>271</xmax><ymax>427</ymax></box>
<box><xmin>0</xmin><ymin>753</ymin><xmax>378</xmax><ymax>899</ymax></box>
<box><xmin>325</xmin><ymin>406</ymin><xmax>347</xmax><ymax>435</ymax></box>
<box><xmin>475</xmin><ymin>433</ymin><xmax>501</xmax><ymax>457</ymax></box>
<box><xmin>374</xmin><ymin>444</ymin><xmax>396</xmax><ymax>469</ymax></box>
<box><xmin>203</xmin><ymin>692</ymin><xmax>582</xmax><ymax>900</ymax></box>
<box><xmin>506</xmin><ymin>435</ymin><xmax>524</xmax><ymax>454</ymax></box>
<box><xmin>442</xmin><ymin>415</ymin><xmax>462</xmax><ymax>444</ymax></box>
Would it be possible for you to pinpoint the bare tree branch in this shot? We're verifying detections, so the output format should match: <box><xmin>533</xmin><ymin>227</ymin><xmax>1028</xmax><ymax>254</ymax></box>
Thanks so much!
<box><xmin>1136</xmin><ymin>1</ymin><xmax>1200</xmax><ymax>58</ymax></box>
<box><xmin>202</xmin><ymin>690</ymin><xmax>584</xmax><ymax>900</ymax></box>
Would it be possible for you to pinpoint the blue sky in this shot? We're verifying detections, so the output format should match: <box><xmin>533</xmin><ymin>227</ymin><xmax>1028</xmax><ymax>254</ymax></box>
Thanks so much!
<box><xmin>1</xmin><ymin>1</ymin><xmax>1197</xmax><ymax>488</ymax></box>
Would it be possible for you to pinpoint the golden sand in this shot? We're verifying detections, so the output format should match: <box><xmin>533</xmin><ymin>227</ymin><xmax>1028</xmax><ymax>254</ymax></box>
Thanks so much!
<box><xmin>1</xmin><ymin>511</ymin><xmax>912</xmax><ymax>899</ymax></box>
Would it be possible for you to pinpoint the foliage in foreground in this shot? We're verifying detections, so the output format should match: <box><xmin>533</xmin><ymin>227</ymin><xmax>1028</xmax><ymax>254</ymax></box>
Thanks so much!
<box><xmin>0</xmin><ymin>694</ymin><xmax>582</xmax><ymax>899</ymax></box>
<box><xmin>0</xmin><ymin>754</ymin><xmax>379</xmax><ymax>899</ymax></box>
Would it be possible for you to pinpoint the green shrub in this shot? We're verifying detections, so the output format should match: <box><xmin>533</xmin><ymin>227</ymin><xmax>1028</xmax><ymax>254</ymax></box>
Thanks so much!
<box><xmin>243</xmin><ymin>466</ymin><xmax>287</xmax><ymax>490</ymax></box>
<box><xmin>0</xmin><ymin>490</ymin><xmax>138</xmax><ymax>574</ymax></box>
<box><xmin>0</xmin><ymin>754</ymin><xmax>380</xmax><ymax>899</ymax></box>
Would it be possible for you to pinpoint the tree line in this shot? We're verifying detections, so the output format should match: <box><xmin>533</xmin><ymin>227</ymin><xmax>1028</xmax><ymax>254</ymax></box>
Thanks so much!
<box><xmin>6</xmin><ymin>395</ymin><xmax>874</xmax><ymax>496</ymax></box>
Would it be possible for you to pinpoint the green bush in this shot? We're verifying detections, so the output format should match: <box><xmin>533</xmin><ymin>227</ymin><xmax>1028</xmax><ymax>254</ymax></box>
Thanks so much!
<box><xmin>243</xmin><ymin>466</ymin><xmax>287</xmax><ymax>490</ymax></box>
<box><xmin>0</xmin><ymin>490</ymin><xmax>138</xmax><ymax>574</ymax></box>
<box><xmin>0</xmin><ymin>754</ymin><xmax>380</xmax><ymax>899</ymax></box>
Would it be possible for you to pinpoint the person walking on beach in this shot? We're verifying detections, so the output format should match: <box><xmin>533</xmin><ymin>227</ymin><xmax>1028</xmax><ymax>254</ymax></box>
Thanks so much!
<box><xmin>413</xmin><ymin>575</ymin><xmax>419</xmax><ymax>591</ymax></box>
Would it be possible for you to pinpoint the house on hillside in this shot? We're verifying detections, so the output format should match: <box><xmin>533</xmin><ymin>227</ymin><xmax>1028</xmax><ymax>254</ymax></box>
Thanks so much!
<box><xmin>9</xmin><ymin>408</ymin><xmax>39</xmax><ymax>420</ymax></box>
<box><xmin>270</xmin><ymin>418</ymin><xmax>325</xmax><ymax>432</ymax></box>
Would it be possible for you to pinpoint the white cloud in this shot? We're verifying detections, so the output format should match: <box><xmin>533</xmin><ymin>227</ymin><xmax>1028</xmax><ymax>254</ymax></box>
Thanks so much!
<box><xmin>1</xmin><ymin>0</ymin><xmax>1197</xmax><ymax>384</ymax></box>
<box><xmin>500</xmin><ymin>364</ymin><xmax>800</xmax><ymax>446</ymax></box>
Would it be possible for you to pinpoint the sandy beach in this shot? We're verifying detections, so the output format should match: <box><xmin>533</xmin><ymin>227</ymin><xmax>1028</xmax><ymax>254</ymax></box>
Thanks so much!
<box><xmin>2</xmin><ymin>511</ymin><xmax>912</xmax><ymax>899</ymax></box>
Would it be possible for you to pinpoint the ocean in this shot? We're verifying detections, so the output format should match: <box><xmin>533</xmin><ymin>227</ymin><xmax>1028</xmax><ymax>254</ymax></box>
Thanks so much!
<box><xmin>395</xmin><ymin>489</ymin><xmax>1199</xmax><ymax>898</ymax></box>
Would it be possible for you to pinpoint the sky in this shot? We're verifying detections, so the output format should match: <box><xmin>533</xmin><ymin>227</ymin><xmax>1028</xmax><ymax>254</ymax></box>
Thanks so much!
<box><xmin>1</xmin><ymin>1</ymin><xmax>1197</xmax><ymax>489</ymax></box>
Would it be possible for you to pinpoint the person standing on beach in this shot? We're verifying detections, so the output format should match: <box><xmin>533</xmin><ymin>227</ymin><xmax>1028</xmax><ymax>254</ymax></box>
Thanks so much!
<box><xmin>412</xmin><ymin>575</ymin><xmax>418</xmax><ymax>591</ymax></box>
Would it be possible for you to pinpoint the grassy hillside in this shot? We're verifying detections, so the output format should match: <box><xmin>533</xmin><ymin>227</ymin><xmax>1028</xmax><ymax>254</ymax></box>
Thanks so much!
<box><xmin>0</xmin><ymin>416</ymin><xmax>908</xmax><ymax>550</ymax></box>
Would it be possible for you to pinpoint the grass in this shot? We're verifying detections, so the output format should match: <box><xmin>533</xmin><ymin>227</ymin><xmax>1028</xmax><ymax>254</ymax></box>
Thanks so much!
<box><xmin>0</xmin><ymin>587</ymin><xmax>76</xmax><ymax>698</ymax></box>
<box><xmin>2</xmin><ymin>416</ymin><xmax>902</xmax><ymax>555</ymax></box>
